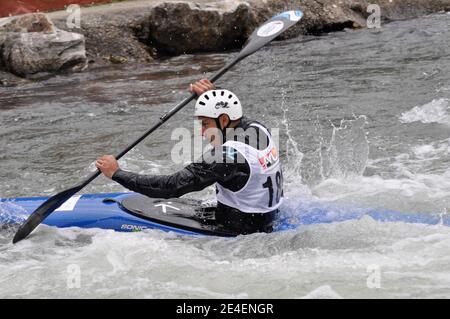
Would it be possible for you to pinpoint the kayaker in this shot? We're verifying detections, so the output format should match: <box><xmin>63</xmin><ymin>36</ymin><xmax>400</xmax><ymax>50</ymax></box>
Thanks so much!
<box><xmin>95</xmin><ymin>79</ymin><xmax>283</xmax><ymax>234</ymax></box>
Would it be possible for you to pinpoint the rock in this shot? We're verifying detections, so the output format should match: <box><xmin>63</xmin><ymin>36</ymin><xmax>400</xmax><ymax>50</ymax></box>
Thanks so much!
<box><xmin>1</xmin><ymin>13</ymin><xmax>55</xmax><ymax>33</ymax></box>
<box><xmin>371</xmin><ymin>0</ymin><xmax>450</xmax><ymax>20</ymax></box>
<box><xmin>271</xmin><ymin>0</ymin><xmax>369</xmax><ymax>36</ymax></box>
<box><xmin>146</xmin><ymin>2</ymin><xmax>257</xmax><ymax>55</ymax></box>
<box><xmin>0</xmin><ymin>14</ymin><xmax>87</xmax><ymax>78</ymax></box>
<box><xmin>1</xmin><ymin>29</ymin><xmax>87</xmax><ymax>77</ymax></box>
<box><xmin>53</xmin><ymin>14</ymin><xmax>154</xmax><ymax>63</ymax></box>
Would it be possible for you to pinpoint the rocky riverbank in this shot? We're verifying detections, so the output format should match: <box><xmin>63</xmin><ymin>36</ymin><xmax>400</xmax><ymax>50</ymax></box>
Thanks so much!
<box><xmin>1</xmin><ymin>0</ymin><xmax>450</xmax><ymax>86</ymax></box>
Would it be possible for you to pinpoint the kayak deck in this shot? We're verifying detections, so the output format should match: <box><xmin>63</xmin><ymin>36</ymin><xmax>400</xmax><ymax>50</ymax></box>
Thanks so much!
<box><xmin>0</xmin><ymin>193</ymin><xmax>245</xmax><ymax>236</ymax></box>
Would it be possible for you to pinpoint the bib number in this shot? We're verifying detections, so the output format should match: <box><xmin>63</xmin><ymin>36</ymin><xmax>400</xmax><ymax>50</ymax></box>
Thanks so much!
<box><xmin>262</xmin><ymin>171</ymin><xmax>283</xmax><ymax>207</ymax></box>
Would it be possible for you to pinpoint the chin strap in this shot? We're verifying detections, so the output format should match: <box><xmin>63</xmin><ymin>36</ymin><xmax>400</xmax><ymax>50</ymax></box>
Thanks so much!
<box><xmin>215</xmin><ymin>117</ymin><xmax>231</xmax><ymax>144</ymax></box>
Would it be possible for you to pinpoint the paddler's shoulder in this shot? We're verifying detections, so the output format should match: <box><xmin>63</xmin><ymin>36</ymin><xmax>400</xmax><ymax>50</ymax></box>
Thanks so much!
<box><xmin>237</xmin><ymin>117</ymin><xmax>271</xmax><ymax>133</ymax></box>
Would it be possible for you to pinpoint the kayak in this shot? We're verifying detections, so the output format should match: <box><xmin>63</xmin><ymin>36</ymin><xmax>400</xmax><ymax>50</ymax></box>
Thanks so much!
<box><xmin>1</xmin><ymin>193</ymin><xmax>242</xmax><ymax>236</ymax></box>
<box><xmin>1</xmin><ymin>192</ymin><xmax>449</xmax><ymax>236</ymax></box>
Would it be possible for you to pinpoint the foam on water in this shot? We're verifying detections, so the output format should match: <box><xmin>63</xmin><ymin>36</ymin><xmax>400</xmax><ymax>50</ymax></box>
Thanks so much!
<box><xmin>400</xmin><ymin>98</ymin><xmax>450</xmax><ymax>125</ymax></box>
<box><xmin>1</xmin><ymin>217</ymin><xmax>450</xmax><ymax>298</ymax></box>
<box><xmin>312</xmin><ymin>173</ymin><xmax>450</xmax><ymax>214</ymax></box>
<box><xmin>412</xmin><ymin>138</ymin><xmax>450</xmax><ymax>160</ymax></box>
<box><xmin>315</xmin><ymin>136</ymin><xmax>450</xmax><ymax>213</ymax></box>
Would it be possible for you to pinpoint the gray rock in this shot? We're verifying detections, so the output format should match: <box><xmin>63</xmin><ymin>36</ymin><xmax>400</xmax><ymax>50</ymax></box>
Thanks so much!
<box><xmin>145</xmin><ymin>2</ymin><xmax>257</xmax><ymax>55</ymax></box>
<box><xmin>0</xmin><ymin>14</ymin><xmax>87</xmax><ymax>78</ymax></box>
<box><xmin>52</xmin><ymin>13</ymin><xmax>154</xmax><ymax>64</ymax></box>
<box><xmin>1</xmin><ymin>29</ymin><xmax>87</xmax><ymax>77</ymax></box>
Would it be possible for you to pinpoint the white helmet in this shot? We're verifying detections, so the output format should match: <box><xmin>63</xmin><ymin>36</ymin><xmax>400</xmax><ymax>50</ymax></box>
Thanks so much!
<box><xmin>194</xmin><ymin>89</ymin><xmax>242</xmax><ymax>120</ymax></box>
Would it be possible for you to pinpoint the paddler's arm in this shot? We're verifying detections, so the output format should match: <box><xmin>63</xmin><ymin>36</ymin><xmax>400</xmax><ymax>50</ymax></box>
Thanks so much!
<box><xmin>96</xmin><ymin>147</ymin><xmax>250</xmax><ymax>199</ymax></box>
<box><xmin>111</xmin><ymin>164</ymin><xmax>217</xmax><ymax>198</ymax></box>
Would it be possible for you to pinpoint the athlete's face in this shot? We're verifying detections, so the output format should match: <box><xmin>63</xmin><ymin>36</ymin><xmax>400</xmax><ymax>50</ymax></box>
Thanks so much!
<box><xmin>197</xmin><ymin>116</ymin><xmax>222</xmax><ymax>146</ymax></box>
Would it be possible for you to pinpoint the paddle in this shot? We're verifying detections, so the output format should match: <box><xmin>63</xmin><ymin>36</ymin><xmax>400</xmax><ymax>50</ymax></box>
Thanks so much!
<box><xmin>12</xmin><ymin>9</ymin><xmax>303</xmax><ymax>244</ymax></box>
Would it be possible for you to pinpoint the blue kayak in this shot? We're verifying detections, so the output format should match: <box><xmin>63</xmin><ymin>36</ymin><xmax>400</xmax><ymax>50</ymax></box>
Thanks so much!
<box><xmin>1</xmin><ymin>192</ymin><xmax>449</xmax><ymax>236</ymax></box>
<box><xmin>1</xmin><ymin>193</ymin><xmax>238</xmax><ymax>236</ymax></box>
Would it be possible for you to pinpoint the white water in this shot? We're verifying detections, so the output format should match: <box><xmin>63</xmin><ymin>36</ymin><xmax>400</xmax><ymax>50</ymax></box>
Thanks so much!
<box><xmin>400</xmin><ymin>98</ymin><xmax>450</xmax><ymax>125</ymax></box>
<box><xmin>1</xmin><ymin>217</ymin><xmax>450</xmax><ymax>298</ymax></box>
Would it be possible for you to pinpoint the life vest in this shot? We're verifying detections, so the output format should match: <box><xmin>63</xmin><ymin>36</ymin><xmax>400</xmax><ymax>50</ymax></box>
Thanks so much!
<box><xmin>216</xmin><ymin>123</ymin><xmax>283</xmax><ymax>213</ymax></box>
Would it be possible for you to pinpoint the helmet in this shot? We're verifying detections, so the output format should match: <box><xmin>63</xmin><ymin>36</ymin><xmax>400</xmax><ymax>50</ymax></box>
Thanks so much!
<box><xmin>194</xmin><ymin>89</ymin><xmax>242</xmax><ymax>120</ymax></box>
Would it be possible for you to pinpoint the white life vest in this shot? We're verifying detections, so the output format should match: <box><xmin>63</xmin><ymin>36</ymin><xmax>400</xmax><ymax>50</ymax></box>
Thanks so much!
<box><xmin>216</xmin><ymin>123</ymin><xmax>283</xmax><ymax>213</ymax></box>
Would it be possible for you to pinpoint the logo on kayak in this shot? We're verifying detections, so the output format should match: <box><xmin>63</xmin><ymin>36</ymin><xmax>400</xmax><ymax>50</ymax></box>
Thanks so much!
<box><xmin>257</xmin><ymin>21</ymin><xmax>284</xmax><ymax>38</ymax></box>
<box><xmin>121</xmin><ymin>224</ymin><xmax>148</xmax><ymax>232</ymax></box>
<box><xmin>154</xmin><ymin>202</ymin><xmax>180</xmax><ymax>214</ymax></box>
<box><xmin>215</xmin><ymin>101</ymin><xmax>230</xmax><ymax>109</ymax></box>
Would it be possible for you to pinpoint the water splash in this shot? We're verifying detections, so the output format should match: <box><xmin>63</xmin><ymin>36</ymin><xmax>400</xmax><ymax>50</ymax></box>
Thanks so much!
<box><xmin>279</xmin><ymin>88</ymin><xmax>311</xmax><ymax>198</ymax></box>
<box><xmin>280</xmin><ymin>88</ymin><xmax>304</xmax><ymax>181</ymax></box>
<box><xmin>322</xmin><ymin>116</ymin><xmax>370</xmax><ymax>179</ymax></box>
<box><xmin>0</xmin><ymin>201</ymin><xmax>28</xmax><ymax>225</ymax></box>
<box><xmin>301</xmin><ymin>115</ymin><xmax>370</xmax><ymax>186</ymax></box>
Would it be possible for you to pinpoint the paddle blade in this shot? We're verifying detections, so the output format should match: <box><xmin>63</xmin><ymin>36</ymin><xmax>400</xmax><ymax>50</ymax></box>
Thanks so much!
<box><xmin>12</xmin><ymin>186</ymin><xmax>82</xmax><ymax>243</ymax></box>
<box><xmin>238</xmin><ymin>10</ymin><xmax>303</xmax><ymax>60</ymax></box>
